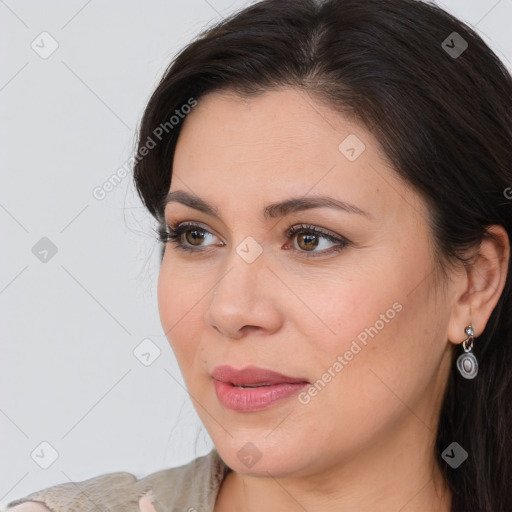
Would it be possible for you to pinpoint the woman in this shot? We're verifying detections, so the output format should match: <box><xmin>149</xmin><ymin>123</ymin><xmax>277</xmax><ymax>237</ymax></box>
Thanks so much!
<box><xmin>7</xmin><ymin>0</ymin><xmax>511</xmax><ymax>510</ymax></box>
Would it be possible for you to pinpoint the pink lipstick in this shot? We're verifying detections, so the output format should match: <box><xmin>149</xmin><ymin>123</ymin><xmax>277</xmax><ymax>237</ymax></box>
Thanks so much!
<box><xmin>211</xmin><ymin>365</ymin><xmax>309</xmax><ymax>412</ymax></box>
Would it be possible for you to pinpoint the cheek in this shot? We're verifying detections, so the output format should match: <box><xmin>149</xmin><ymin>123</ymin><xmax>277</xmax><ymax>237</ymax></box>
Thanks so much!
<box><xmin>157</xmin><ymin>264</ymin><xmax>201</xmax><ymax>370</ymax></box>
<box><xmin>298</xmin><ymin>251</ymin><xmax>437</xmax><ymax>404</ymax></box>
<box><xmin>295</xmin><ymin>259</ymin><xmax>406</xmax><ymax>362</ymax></box>
<box><xmin>157</xmin><ymin>264</ymin><xmax>174</xmax><ymax>333</ymax></box>
<box><xmin>320</xmin><ymin>235</ymin><xmax>434</xmax><ymax>357</ymax></box>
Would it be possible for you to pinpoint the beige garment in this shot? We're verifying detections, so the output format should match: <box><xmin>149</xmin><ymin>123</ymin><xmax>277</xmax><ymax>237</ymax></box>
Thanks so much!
<box><xmin>5</xmin><ymin>449</ymin><xmax>231</xmax><ymax>512</ymax></box>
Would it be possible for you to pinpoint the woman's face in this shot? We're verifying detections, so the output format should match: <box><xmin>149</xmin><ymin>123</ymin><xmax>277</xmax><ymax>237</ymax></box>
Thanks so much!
<box><xmin>158</xmin><ymin>88</ymin><xmax>457</xmax><ymax>478</ymax></box>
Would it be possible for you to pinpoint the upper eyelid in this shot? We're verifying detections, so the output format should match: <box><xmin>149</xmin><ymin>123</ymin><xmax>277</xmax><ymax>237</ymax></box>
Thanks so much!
<box><xmin>166</xmin><ymin>221</ymin><xmax>347</xmax><ymax>244</ymax></box>
<box><xmin>169</xmin><ymin>221</ymin><xmax>222</xmax><ymax>240</ymax></box>
<box><xmin>289</xmin><ymin>223</ymin><xmax>345</xmax><ymax>239</ymax></box>
<box><xmin>166</xmin><ymin>215</ymin><xmax>342</xmax><ymax>232</ymax></box>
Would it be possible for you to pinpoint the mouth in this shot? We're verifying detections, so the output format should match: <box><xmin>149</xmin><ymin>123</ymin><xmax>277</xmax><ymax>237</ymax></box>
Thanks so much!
<box><xmin>210</xmin><ymin>365</ymin><xmax>309</xmax><ymax>412</ymax></box>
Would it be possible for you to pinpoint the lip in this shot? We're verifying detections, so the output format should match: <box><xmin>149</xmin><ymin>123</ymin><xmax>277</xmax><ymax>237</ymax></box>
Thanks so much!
<box><xmin>211</xmin><ymin>365</ymin><xmax>309</xmax><ymax>412</ymax></box>
<box><xmin>211</xmin><ymin>364</ymin><xmax>309</xmax><ymax>386</ymax></box>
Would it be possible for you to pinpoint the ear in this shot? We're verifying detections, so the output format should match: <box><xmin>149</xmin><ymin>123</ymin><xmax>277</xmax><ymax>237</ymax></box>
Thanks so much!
<box><xmin>447</xmin><ymin>225</ymin><xmax>510</xmax><ymax>344</ymax></box>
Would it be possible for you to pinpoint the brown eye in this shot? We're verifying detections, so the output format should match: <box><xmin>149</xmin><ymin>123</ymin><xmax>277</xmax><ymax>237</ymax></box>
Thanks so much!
<box><xmin>286</xmin><ymin>223</ymin><xmax>349</xmax><ymax>257</ymax></box>
<box><xmin>296</xmin><ymin>233</ymin><xmax>320</xmax><ymax>251</ymax></box>
<box><xmin>162</xmin><ymin>221</ymin><xmax>348</xmax><ymax>258</ymax></box>
<box><xmin>185</xmin><ymin>229</ymin><xmax>207</xmax><ymax>246</ymax></box>
<box><xmin>161</xmin><ymin>223</ymin><xmax>220</xmax><ymax>253</ymax></box>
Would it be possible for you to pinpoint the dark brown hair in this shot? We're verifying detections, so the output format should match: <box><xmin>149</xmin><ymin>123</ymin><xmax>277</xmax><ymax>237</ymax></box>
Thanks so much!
<box><xmin>132</xmin><ymin>0</ymin><xmax>512</xmax><ymax>510</ymax></box>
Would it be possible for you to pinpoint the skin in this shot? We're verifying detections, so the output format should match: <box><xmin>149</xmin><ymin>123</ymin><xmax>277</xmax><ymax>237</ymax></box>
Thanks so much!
<box><xmin>153</xmin><ymin>88</ymin><xmax>509</xmax><ymax>512</ymax></box>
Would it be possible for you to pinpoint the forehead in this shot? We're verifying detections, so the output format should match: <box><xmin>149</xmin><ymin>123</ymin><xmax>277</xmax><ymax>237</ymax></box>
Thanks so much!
<box><xmin>170</xmin><ymin>87</ymin><xmax>420</xmax><ymax>221</ymax></box>
<box><xmin>174</xmin><ymin>88</ymin><xmax>389</xmax><ymax>175</ymax></box>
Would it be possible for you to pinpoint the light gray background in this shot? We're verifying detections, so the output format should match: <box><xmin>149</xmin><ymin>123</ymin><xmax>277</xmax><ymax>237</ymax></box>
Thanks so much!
<box><xmin>1</xmin><ymin>0</ymin><xmax>511</xmax><ymax>506</ymax></box>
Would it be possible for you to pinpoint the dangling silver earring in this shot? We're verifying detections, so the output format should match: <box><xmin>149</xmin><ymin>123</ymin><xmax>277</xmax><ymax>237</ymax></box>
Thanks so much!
<box><xmin>456</xmin><ymin>324</ymin><xmax>478</xmax><ymax>379</ymax></box>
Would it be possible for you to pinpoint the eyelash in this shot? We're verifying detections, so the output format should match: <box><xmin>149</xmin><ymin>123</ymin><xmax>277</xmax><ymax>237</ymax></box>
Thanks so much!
<box><xmin>158</xmin><ymin>221</ymin><xmax>350</xmax><ymax>258</ymax></box>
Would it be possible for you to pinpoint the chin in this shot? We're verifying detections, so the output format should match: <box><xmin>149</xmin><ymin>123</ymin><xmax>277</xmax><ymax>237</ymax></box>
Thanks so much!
<box><xmin>215</xmin><ymin>436</ymin><xmax>312</xmax><ymax>477</ymax></box>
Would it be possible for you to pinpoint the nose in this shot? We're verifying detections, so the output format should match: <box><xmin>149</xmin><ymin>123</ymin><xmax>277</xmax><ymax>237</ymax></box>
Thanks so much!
<box><xmin>204</xmin><ymin>251</ymin><xmax>282</xmax><ymax>339</ymax></box>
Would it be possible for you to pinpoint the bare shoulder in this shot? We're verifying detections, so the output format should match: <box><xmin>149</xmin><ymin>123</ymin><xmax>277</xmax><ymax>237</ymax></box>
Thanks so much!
<box><xmin>6</xmin><ymin>502</ymin><xmax>50</xmax><ymax>512</ymax></box>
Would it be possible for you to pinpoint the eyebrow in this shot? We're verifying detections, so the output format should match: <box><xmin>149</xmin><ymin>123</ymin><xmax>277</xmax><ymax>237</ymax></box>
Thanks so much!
<box><xmin>163</xmin><ymin>190</ymin><xmax>370</xmax><ymax>221</ymax></box>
